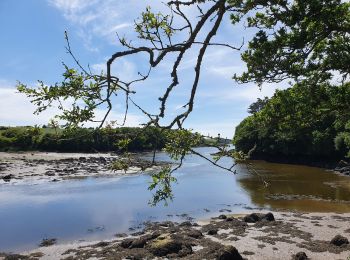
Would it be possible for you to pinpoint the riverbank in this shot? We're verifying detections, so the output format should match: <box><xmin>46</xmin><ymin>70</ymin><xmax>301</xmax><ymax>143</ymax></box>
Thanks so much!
<box><xmin>0</xmin><ymin>152</ymin><xmax>168</xmax><ymax>185</ymax></box>
<box><xmin>2</xmin><ymin>211</ymin><xmax>349</xmax><ymax>260</ymax></box>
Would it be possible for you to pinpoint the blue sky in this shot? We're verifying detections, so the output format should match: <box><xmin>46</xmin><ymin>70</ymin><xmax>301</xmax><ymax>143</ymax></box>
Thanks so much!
<box><xmin>0</xmin><ymin>0</ymin><xmax>285</xmax><ymax>138</ymax></box>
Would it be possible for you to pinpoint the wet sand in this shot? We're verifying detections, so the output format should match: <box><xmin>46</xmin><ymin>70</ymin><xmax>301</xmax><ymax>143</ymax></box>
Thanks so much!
<box><xmin>3</xmin><ymin>211</ymin><xmax>349</xmax><ymax>260</ymax></box>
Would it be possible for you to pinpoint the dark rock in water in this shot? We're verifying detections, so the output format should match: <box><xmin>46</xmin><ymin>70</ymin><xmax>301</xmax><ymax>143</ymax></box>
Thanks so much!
<box><xmin>337</xmin><ymin>160</ymin><xmax>349</xmax><ymax>168</ymax></box>
<box><xmin>293</xmin><ymin>251</ymin><xmax>308</xmax><ymax>260</ymax></box>
<box><xmin>330</xmin><ymin>235</ymin><xmax>349</xmax><ymax>246</ymax></box>
<box><xmin>339</xmin><ymin>166</ymin><xmax>350</xmax><ymax>173</ymax></box>
<box><xmin>218</xmin><ymin>214</ymin><xmax>227</xmax><ymax>220</ymax></box>
<box><xmin>243</xmin><ymin>213</ymin><xmax>260</xmax><ymax>223</ymax></box>
<box><xmin>39</xmin><ymin>238</ymin><xmax>57</xmax><ymax>247</ymax></box>
<box><xmin>207</xmin><ymin>229</ymin><xmax>218</xmax><ymax>235</ymax></box>
<box><xmin>217</xmin><ymin>245</ymin><xmax>243</xmax><ymax>260</ymax></box>
<box><xmin>186</xmin><ymin>230</ymin><xmax>203</xmax><ymax>239</ymax></box>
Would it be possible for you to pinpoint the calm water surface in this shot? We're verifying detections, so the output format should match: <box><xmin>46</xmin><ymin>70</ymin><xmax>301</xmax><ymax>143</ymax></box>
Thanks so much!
<box><xmin>0</xmin><ymin>147</ymin><xmax>349</xmax><ymax>252</ymax></box>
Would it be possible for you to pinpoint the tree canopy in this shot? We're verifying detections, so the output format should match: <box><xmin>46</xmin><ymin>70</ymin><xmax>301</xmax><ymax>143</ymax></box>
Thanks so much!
<box><xmin>234</xmin><ymin>82</ymin><xmax>350</xmax><ymax>163</ymax></box>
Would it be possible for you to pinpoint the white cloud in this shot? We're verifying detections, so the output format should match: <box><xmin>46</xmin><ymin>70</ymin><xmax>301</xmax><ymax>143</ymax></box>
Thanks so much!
<box><xmin>198</xmin><ymin>82</ymin><xmax>286</xmax><ymax>103</ymax></box>
<box><xmin>48</xmin><ymin>0</ymin><xmax>166</xmax><ymax>47</ymax></box>
<box><xmin>0</xmin><ymin>81</ymin><xmax>143</xmax><ymax>127</ymax></box>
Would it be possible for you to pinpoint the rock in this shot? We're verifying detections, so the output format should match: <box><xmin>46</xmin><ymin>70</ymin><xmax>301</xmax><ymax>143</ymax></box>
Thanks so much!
<box><xmin>39</xmin><ymin>238</ymin><xmax>56</xmax><ymax>247</ymax></box>
<box><xmin>243</xmin><ymin>213</ymin><xmax>260</xmax><ymax>223</ymax></box>
<box><xmin>330</xmin><ymin>235</ymin><xmax>349</xmax><ymax>246</ymax></box>
<box><xmin>124</xmin><ymin>255</ymin><xmax>143</xmax><ymax>260</ymax></box>
<box><xmin>337</xmin><ymin>160</ymin><xmax>349</xmax><ymax>168</ymax></box>
<box><xmin>218</xmin><ymin>214</ymin><xmax>227</xmax><ymax>220</ymax></box>
<box><xmin>45</xmin><ymin>171</ymin><xmax>55</xmax><ymax>176</ymax></box>
<box><xmin>95</xmin><ymin>241</ymin><xmax>110</xmax><ymax>247</ymax></box>
<box><xmin>186</xmin><ymin>230</ymin><xmax>203</xmax><ymax>239</ymax></box>
<box><xmin>99</xmin><ymin>157</ymin><xmax>107</xmax><ymax>162</ymax></box>
<box><xmin>3</xmin><ymin>174</ymin><xmax>13</xmax><ymax>182</ymax></box>
<box><xmin>243</xmin><ymin>212</ymin><xmax>275</xmax><ymax>223</ymax></box>
<box><xmin>3</xmin><ymin>254</ymin><xmax>29</xmax><ymax>260</ymax></box>
<box><xmin>159</xmin><ymin>221</ymin><xmax>175</xmax><ymax>228</ymax></box>
<box><xmin>114</xmin><ymin>233</ymin><xmax>128</xmax><ymax>238</ymax></box>
<box><xmin>148</xmin><ymin>235</ymin><xmax>182</xmax><ymax>257</ymax></box>
<box><xmin>293</xmin><ymin>251</ymin><xmax>308</xmax><ymax>260</ymax></box>
<box><xmin>263</xmin><ymin>212</ymin><xmax>275</xmax><ymax>221</ymax></box>
<box><xmin>339</xmin><ymin>166</ymin><xmax>350</xmax><ymax>173</ymax></box>
<box><xmin>207</xmin><ymin>229</ymin><xmax>218</xmax><ymax>235</ymax></box>
<box><xmin>120</xmin><ymin>239</ymin><xmax>134</xmax><ymax>248</ymax></box>
<box><xmin>226</xmin><ymin>217</ymin><xmax>234</xmax><ymax>222</ymax></box>
<box><xmin>217</xmin><ymin>245</ymin><xmax>243</xmax><ymax>260</ymax></box>
<box><xmin>129</xmin><ymin>238</ymin><xmax>147</xmax><ymax>249</ymax></box>
<box><xmin>179</xmin><ymin>221</ymin><xmax>192</xmax><ymax>227</ymax></box>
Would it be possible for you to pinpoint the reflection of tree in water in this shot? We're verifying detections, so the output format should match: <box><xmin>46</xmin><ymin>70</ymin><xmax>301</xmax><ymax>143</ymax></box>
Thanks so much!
<box><xmin>237</xmin><ymin>161</ymin><xmax>350</xmax><ymax>212</ymax></box>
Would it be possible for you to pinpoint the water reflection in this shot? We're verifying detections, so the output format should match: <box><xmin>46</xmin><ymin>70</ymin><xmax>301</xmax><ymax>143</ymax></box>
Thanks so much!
<box><xmin>0</xmin><ymin>147</ymin><xmax>349</xmax><ymax>252</ymax></box>
<box><xmin>237</xmin><ymin>160</ymin><xmax>350</xmax><ymax>212</ymax></box>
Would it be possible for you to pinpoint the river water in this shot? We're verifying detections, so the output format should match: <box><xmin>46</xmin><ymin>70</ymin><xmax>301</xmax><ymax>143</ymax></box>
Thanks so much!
<box><xmin>0</xmin><ymin>147</ymin><xmax>349</xmax><ymax>252</ymax></box>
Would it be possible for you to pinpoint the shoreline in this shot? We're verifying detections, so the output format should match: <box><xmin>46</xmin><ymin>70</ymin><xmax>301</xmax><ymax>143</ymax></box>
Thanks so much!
<box><xmin>0</xmin><ymin>151</ymin><xmax>169</xmax><ymax>185</ymax></box>
<box><xmin>2</xmin><ymin>210</ymin><xmax>349</xmax><ymax>259</ymax></box>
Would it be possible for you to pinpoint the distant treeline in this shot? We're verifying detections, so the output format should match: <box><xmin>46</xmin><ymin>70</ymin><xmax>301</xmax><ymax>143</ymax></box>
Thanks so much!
<box><xmin>0</xmin><ymin>126</ymin><xmax>226</xmax><ymax>153</ymax></box>
<box><xmin>233</xmin><ymin>82</ymin><xmax>350</xmax><ymax>165</ymax></box>
<box><xmin>0</xmin><ymin>126</ymin><xmax>169</xmax><ymax>152</ymax></box>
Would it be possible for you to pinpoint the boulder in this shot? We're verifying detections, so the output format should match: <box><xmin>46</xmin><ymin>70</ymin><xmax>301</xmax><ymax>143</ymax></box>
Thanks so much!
<box><xmin>218</xmin><ymin>214</ymin><xmax>227</xmax><ymax>220</ymax></box>
<box><xmin>129</xmin><ymin>238</ymin><xmax>147</xmax><ymax>249</ymax></box>
<box><xmin>263</xmin><ymin>212</ymin><xmax>275</xmax><ymax>221</ymax></box>
<box><xmin>293</xmin><ymin>251</ymin><xmax>308</xmax><ymax>260</ymax></box>
<box><xmin>186</xmin><ymin>230</ymin><xmax>203</xmax><ymax>239</ymax></box>
<box><xmin>120</xmin><ymin>239</ymin><xmax>134</xmax><ymax>248</ymax></box>
<box><xmin>217</xmin><ymin>245</ymin><xmax>243</xmax><ymax>260</ymax></box>
<box><xmin>243</xmin><ymin>212</ymin><xmax>275</xmax><ymax>223</ymax></box>
<box><xmin>179</xmin><ymin>221</ymin><xmax>192</xmax><ymax>227</ymax></box>
<box><xmin>207</xmin><ymin>229</ymin><xmax>218</xmax><ymax>235</ymax></box>
<box><xmin>3</xmin><ymin>174</ymin><xmax>13</xmax><ymax>182</ymax></box>
<box><xmin>148</xmin><ymin>235</ymin><xmax>182</xmax><ymax>257</ymax></box>
<box><xmin>330</xmin><ymin>235</ymin><xmax>349</xmax><ymax>246</ymax></box>
<box><xmin>243</xmin><ymin>213</ymin><xmax>260</xmax><ymax>223</ymax></box>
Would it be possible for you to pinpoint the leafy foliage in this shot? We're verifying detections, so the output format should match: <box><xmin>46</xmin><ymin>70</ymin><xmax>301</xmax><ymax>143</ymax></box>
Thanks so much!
<box><xmin>234</xmin><ymin>82</ymin><xmax>350</xmax><ymax>161</ymax></box>
<box><xmin>0</xmin><ymin>126</ymin><xmax>169</xmax><ymax>152</ymax></box>
<box><xmin>233</xmin><ymin>0</ymin><xmax>350</xmax><ymax>85</ymax></box>
<box><xmin>148</xmin><ymin>166</ymin><xmax>177</xmax><ymax>206</ymax></box>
